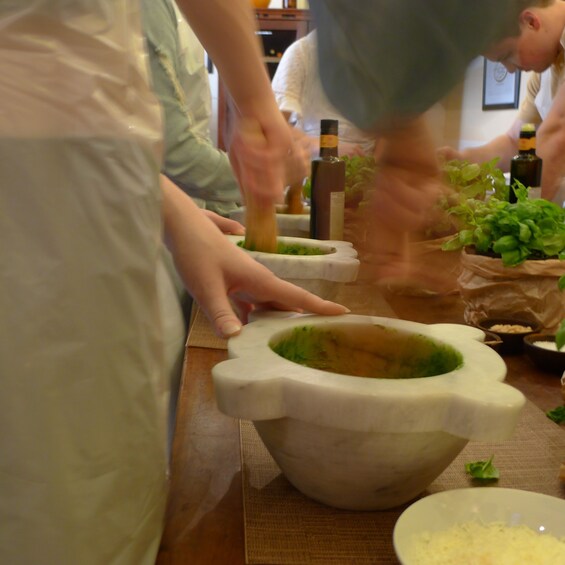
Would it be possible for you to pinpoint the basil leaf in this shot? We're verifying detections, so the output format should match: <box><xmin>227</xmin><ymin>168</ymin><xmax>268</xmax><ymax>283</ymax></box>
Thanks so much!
<box><xmin>546</xmin><ymin>405</ymin><xmax>565</xmax><ymax>424</ymax></box>
<box><xmin>465</xmin><ymin>455</ymin><xmax>500</xmax><ymax>480</ymax></box>
<box><xmin>556</xmin><ymin>320</ymin><xmax>565</xmax><ymax>351</ymax></box>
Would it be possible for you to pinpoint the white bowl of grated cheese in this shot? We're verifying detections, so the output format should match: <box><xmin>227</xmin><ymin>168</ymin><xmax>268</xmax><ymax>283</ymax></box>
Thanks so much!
<box><xmin>394</xmin><ymin>487</ymin><xmax>565</xmax><ymax>565</ymax></box>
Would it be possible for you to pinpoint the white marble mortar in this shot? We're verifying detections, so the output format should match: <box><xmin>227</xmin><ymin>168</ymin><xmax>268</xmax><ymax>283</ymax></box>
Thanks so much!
<box><xmin>212</xmin><ymin>313</ymin><xmax>526</xmax><ymax>511</ymax></box>
<box><xmin>226</xmin><ymin>235</ymin><xmax>360</xmax><ymax>301</ymax></box>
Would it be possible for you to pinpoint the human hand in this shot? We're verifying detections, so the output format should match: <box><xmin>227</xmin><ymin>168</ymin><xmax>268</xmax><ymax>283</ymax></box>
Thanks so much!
<box><xmin>229</xmin><ymin>114</ymin><xmax>291</xmax><ymax>207</ymax></box>
<box><xmin>187</xmin><ymin>243</ymin><xmax>349</xmax><ymax>337</ymax></box>
<box><xmin>371</xmin><ymin>117</ymin><xmax>444</xmax><ymax>232</ymax></box>
<box><xmin>201</xmin><ymin>209</ymin><xmax>245</xmax><ymax>235</ymax></box>
<box><xmin>437</xmin><ymin>145</ymin><xmax>463</xmax><ymax>163</ymax></box>
<box><xmin>364</xmin><ymin>117</ymin><xmax>454</xmax><ymax>292</ymax></box>
<box><xmin>162</xmin><ymin>177</ymin><xmax>348</xmax><ymax>338</ymax></box>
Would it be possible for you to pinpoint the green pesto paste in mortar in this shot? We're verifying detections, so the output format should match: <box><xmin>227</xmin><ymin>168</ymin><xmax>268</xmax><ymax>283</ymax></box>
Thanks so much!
<box><xmin>271</xmin><ymin>324</ymin><xmax>463</xmax><ymax>379</ymax></box>
<box><xmin>237</xmin><ymin>240</ymin><xmax>326</xmax><ymax>255</ymax></box>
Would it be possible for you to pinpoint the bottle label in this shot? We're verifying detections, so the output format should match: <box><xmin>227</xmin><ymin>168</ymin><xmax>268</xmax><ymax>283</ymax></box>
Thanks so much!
<box><xmin>320</xmin><ymin>134</ymin><xmax>338</xmax><ymax>149</ymax></box>
<box><xmin>518</xmin><ymin>137</ymin><xmax>536</xmax><ymax>151</ymax></box>
<box><xmin>328</xmin><ymin>191</ymin><xmax>345</xmax><ymax>240</ymax></box>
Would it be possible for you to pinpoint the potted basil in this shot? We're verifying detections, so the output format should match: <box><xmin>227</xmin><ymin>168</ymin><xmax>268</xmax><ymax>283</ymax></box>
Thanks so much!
<box><xmin>442</xmin><ymin>184</ymin><xmax>565</xmax><ymax>331</ymax></box>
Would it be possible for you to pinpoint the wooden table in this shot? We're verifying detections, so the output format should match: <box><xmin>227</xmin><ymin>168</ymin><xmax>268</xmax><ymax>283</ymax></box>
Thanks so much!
<box><xmin>156</xmin><ymin>284</ymin><xmax>564</xmax><ymax>565</ymax></box>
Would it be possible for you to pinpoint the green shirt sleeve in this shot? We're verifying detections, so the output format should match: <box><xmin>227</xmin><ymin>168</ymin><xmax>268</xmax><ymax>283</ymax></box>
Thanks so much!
<box><xmin>141</xmin><ymin>0</ymin><xmax>241</xmax><ymax>215</ymax></box>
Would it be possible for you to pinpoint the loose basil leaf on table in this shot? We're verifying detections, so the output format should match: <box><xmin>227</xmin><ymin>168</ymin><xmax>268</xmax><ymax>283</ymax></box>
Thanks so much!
<box><xmin>465</xmin><ymin>455</ymin><xmax>500</xmax><ymax>480</ymax></box>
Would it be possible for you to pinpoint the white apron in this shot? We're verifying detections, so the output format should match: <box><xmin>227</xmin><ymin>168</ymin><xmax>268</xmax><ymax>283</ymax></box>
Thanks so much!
<box><xmin>0</xmin><ymin>1</ymin><xmax>182</xmax><ymax>563</ymax></box>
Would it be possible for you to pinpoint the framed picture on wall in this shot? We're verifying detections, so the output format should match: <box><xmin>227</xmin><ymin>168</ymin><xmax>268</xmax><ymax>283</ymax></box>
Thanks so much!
<box><xmin>482</xmin><ymin>58</ymin><xmax>521</xmax><ymax>110</ymax></box>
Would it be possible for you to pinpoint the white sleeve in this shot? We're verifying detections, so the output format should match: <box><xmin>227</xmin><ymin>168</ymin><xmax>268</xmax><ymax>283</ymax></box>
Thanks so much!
<box><xmin>271</xmin><ymin>38</ymin><xmax>307</xmax><ymax>121</ymax></box>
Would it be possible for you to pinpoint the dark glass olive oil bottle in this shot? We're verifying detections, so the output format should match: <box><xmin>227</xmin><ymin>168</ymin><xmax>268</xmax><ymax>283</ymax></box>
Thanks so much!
<box><xmin>309</xmin><ymin>119</ymin><xmax>345</xmax><ymax>239</ymax></box>
<box><xmin>509</xmin><ymin>123</ymin><xmax>542</xmax><ymax>202</ymax></box>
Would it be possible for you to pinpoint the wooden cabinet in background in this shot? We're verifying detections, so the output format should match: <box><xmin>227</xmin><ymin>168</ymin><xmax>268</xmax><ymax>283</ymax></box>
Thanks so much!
<box><xmin>217</xmin><ymin>8</ymin><xmax>312</xmax><ymax>151</ymax></box>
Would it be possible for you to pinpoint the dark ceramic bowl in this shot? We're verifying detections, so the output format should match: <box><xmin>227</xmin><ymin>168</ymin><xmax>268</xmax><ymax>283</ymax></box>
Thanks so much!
<box><xmin>476</xmin><ymin>318</ymin><xmax>541</xmax><ymax>355</ymax></box>
<box><xmin>480</xmin><ymin>330</ymin><xmax>504</xmax><ymax>353</ymax></box>
<box><xmin>523</xmin><ymin>334</ymin><xmax>565</xmax><ymax>374</ymax></box>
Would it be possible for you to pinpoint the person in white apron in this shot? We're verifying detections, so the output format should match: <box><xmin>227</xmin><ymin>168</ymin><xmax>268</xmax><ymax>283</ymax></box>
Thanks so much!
<box><xmin>438</xmin><ymin>1</ymin><xmax>565</xmax><ymax>205</ymax></box>
<box><xmin>0</xmin><ymin>1</ymin><xmax>347</xmax><ymax>564</ymax></box>
<box><xmin>0</xmin><ymin>1</ymin><xmax>170</xmax><ymax>562</ymax></box>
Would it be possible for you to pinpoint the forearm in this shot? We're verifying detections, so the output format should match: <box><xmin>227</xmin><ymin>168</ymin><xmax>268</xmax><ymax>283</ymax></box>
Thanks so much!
<box><xmin>458</xmin><ymin>133</ymin><xmax>517</xmax><ymax>172</ymax></box>
<box><xmin>175</xmin><ymin>0</ymin><xmax>277</xmax><ymax>118</ymax></box>
<box><xmin>175</xmin><ymin>0</ymin><xmax>291</xmax><ymax>204</ymax></box>
<box><xmin>161</xmin><ymin>174</ymin><xmax>225</xmax><ymax>256</ymax></box>
<box><xmin>382</xmin><ymin>116</ymin><xmax>439</xmax><ymax>176</ymax></box>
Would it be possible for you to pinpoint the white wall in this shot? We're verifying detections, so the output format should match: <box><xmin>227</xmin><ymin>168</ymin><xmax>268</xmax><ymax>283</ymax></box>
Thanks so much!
<box><xmin>454</xmin><ymin>57</ymin><xmax>532</xmax><ymax>150</ymax></box>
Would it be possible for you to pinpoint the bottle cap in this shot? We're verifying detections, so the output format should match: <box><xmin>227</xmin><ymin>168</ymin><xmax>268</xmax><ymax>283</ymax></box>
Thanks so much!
<box><xmin>320</xmin><ymin>119</ymin><xmax>338</xmax><ymax>136</ymax></box>
<box><xmin>521</xmin><ymin>123</ymin><xmax>536</xmax><ymax>132</ymax></box>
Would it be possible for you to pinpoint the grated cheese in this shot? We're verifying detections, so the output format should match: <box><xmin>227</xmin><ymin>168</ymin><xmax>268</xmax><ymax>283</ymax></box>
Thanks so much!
<box><xmin>406</xmin><ymin>520</ymin><xmax>565</xmax><ymax>565</ymax></box>
<box><xmin>533</xmin><ymin>341</ymin><xmax>564</xmax><ymax>352</ymax></box>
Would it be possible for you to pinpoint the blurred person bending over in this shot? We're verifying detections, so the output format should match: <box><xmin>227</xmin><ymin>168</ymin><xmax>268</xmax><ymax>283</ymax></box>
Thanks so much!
<box><xmin>299</xmin><ymin>0</ymin><xmax>553</xmax><ymax>289</ymax></box>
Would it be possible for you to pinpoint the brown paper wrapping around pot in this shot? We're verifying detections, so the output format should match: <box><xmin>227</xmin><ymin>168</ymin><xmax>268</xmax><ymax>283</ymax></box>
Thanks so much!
<box><xmin>458</xmin><ymin>249</ymin><xmax>565</xmax><ymax>332</ymax></box>
<box><xmin>344</xmin><ymin>208</ymin><xmax>461</xmax><ymax>295</ymax></box>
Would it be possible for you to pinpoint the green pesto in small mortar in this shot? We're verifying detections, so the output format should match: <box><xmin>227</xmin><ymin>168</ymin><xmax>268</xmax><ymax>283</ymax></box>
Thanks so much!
<box><xmin>237</xmin><ymin>240</ymin><xmax>326</xmax><ymax>255</ymax></box>
<box><xmin>270</xmin><ymin>324</ymin><xmax>463</xmax><ymax>379</ymax></box>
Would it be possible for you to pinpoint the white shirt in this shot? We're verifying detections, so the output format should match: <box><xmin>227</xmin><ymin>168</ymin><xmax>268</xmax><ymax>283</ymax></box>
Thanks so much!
<box><xmin>272</xmin><ymin>30</ymin><xmax>376</xmax><ymax>154</ymax></box>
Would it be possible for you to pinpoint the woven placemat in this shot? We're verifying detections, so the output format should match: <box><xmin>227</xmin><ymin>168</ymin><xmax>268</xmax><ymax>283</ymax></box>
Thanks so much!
<box><xmin>241</xmin><ymin>400</ymin><xmax>565</xmax><ymax>565</ymax></box>
<box><xmin>334</xmin><ymin>283</ymin><xmax>397</xmax><ymax>317</ymax></box>
<box><xmin>186</xmin><ymin>308</ymin><xmax>228</xmax><ymax>350</ymax></box>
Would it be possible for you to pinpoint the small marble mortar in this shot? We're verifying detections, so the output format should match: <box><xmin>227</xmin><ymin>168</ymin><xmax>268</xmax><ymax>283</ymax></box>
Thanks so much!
<box><xmin>226</xmin><ymin>235</ymin><xmax>360</xmax><ymax>301</ymax></box>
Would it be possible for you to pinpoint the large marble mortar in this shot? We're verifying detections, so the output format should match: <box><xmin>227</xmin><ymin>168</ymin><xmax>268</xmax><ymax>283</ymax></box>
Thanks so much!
<box><xmin>212</xmin><ymin>313</ymin><xmax>526</xmax><ymax>511</ymax></box>
<box><xmin>226</xmin><ymin>235</ymin><xmax>360</xmax><ymax>301</ymax></box>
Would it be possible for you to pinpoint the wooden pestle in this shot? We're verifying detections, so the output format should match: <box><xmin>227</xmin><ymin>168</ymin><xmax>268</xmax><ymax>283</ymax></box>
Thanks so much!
<box><xmin>244</xmin><ymin>196</ymin><xmax>278</xmax><ymax>252</ymax></box>
<box><xmin>285</xmin><ymin>182</ymin><xmax>304</xmax><ymax>214</ymax></box>
<box><xmin>240</xmin><ymin>119</ymin><xmax>278</xmax><ymax>253</ymax></box>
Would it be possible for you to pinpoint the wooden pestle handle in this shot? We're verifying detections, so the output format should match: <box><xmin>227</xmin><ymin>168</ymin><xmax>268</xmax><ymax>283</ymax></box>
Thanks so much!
<box><xmin>240</xmin><ymin>120</ymin><xmax>278</xmax><ymax>253</ymax></box>
<box><xmin>285</xmin><ymin>182</ymin><xmax>304</xmax><ymax>215</ymax></box>
<box><xmin>245</xmin><ymin>197</ymin><xmax>278</xmax><ymax>253</ymax></box>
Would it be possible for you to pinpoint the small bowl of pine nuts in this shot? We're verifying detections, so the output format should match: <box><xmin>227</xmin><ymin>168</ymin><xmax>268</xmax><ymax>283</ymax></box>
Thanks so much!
<box><xmin>476</xmin><ymin>317</ymin><xmax>541</xmax><ymax>355</ymax></box>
